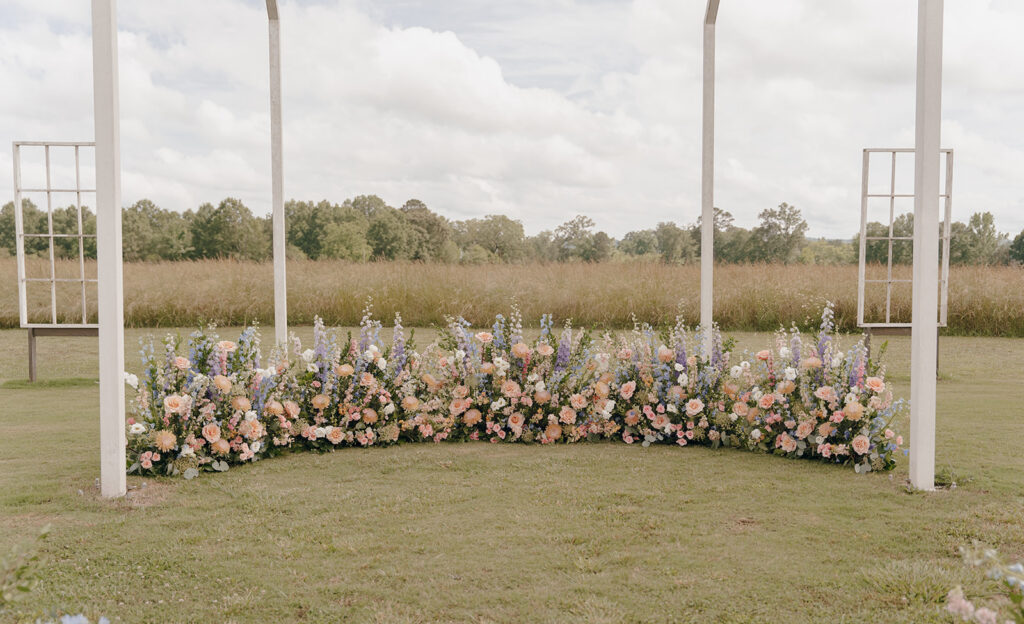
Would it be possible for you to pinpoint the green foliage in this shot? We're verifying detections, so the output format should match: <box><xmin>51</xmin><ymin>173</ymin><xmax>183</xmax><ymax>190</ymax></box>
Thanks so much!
<box><xmin>1</xmin><ymin>524</ymin><xmax>49</xmax><ymax>608</ymax></box>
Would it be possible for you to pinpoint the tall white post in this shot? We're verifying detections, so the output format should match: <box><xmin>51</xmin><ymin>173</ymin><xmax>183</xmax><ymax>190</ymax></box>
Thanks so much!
<box><xmin>909</xmin><ymin>0</ymin><xmax>943</xmax><ymax>491</ymax></box>
<box><xmin>700</xmin><ymin>0</ymin><xmax>720</xmax><ymax>357</ymax></box>
<box><xmin>92</xmin><ymin>0</ymin><xmax>126</xmax><ymax>499</ymax></box>
<box><xmin>267</xmin><ymin>0</ymin><xmax>287</xmax><ymax>346</ymax></box>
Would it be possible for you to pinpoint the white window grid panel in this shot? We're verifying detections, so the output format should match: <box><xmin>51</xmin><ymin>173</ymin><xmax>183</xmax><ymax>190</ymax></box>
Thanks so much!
<box><xmin>13</xmin><ymin>141</ymin><xmax>99</xmax><ymax>329</ymax></box>
<box><xmin>857</xmin><ymin>148</ymin><xmax>952</xmax><ymax>328</ymax></box>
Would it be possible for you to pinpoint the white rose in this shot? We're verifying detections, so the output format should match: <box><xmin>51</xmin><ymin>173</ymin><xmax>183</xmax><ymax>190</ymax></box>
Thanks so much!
<box><xmin>129</xmin><ymin>423</ymin><xmax>146</xmax><ymax>434</ymax></box>
<box><xmin>180</xmin><ymin>445</ymin><xmax>195</xmax><ymax>457</ymax></box>
<box><xmin>535</xmin><ymin>380</ymin><xmax>545</xmax><ymax>392</ymax></box>
<box><xmin>251</xmin><ymin>440</ymin><xmax>262</xmax><ymax>453</ymax></box>
<box><xmin>302</xmin><ymin>349</ymin><xmax>316</xmax><ymax>363</ymax></box>
<box><xmin>527</xmin><ymin>373</ymin><xmax>538</xmax><ymax>383</ymax></box>
<box><xmin>604</xmin><ymin>400</ymin><xmax>615</xmax><ymax>414</ymax></box>
<box><xmin>784</xmin><ymin>367</ymin><xmax>797</xmax><ymax>381</ymax></box>
<box><xmin>677</xmin><ymin>373</ymin><xmax>688</xmax><ymax>386</ymax></box>
<box><xmin>779</xmin><ymin>347</ymin><xmax>791</xmax><ymax>360</ymax></box>
<box><xmin>814</xmin><ymin>435</ymin><xmax>825</xmax><ymax>444</ymax></box>
<box><xmin>740</xmin><ymin>361</ymin><xmax>751</xmax><ymax>370</ymax></box>
<box><xmin>674</xmin><ymin>363</ymin><xmax>685</xmax><ymax>372</ymax></box>
<box><xmin>751</xmin><ymin>429</ymin><xmax>762</xmax><ymax>440</ymax></box>
<box><xmin>730</xmin><ymin>365</ymin><xmax>743</xmax><ymax>378</ymax></box>
<box><xmin>244</xmin><ymin>410</ymin><xmax>258</xmax><ymax>422</ymax></box>
<box><xmin>454</xmin><ymin>349</ymin><xmax>466</xmax><ymax>361</ymax></box>
<box><xmin>315</xmin><ymin>427</ymin><xmax>326</xmax><ymax>439</ymax></box>
<box><xmin>666</xmin><ymin>403</ymin><xmax>678</xmax><ymax>414</ymax></box>
<box><xmin>376</xmin><ymin>358</ymin><xmax>387</xmax><ymax>370</ymax></box>
<box><xmin>383</xmin><ymin>403</ymin><xmax>395</xmax><ymax>415</ymax></box>
<box><xmin>729</xmin><ymin>413</ymin><xmax>738</xmax><ymax>422</ymax></box>
<box><xmin>123</xmin><ymin>372</ymin><xmax>139</xmax><ymax>389</ymax></box>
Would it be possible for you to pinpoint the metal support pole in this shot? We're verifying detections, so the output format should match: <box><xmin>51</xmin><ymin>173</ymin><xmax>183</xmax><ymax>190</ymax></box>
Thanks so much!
<box><xmin>92</xmin><ymin>0</ymin><xmax>126</xmax><ymax>499</ymax></box>
<box><xmin>28</xmin><ymin>329</ymin><xmax>37</xmax><ymax>383</ymax></box>
<box><xmin>700</xmin><ymin>0</ymin><xmax>720</xmax><ymax>358</ymax></box>
<box><xmin>909</xmin><ymin>0</ymin><xmax>943</xmax><ymax>491</ymax></box>
<box><xmin>267</xmin><ymin>0</ymin><xmax>287</xmax><ymax>346</ymax></box>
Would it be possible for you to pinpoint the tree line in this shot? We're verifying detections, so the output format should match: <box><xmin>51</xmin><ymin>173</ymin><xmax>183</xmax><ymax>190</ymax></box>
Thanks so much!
<box><xmin>2</xmin><ymin>195</ymin><xmax>1023</xmax><ymax>265</ymax></box>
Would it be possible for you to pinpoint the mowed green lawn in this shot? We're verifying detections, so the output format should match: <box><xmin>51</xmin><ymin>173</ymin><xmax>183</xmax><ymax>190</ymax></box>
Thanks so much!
<box><xmin>1</xmin><ymin>328</ymin><xmax>1022</xmax><ymax>623</ymax></box>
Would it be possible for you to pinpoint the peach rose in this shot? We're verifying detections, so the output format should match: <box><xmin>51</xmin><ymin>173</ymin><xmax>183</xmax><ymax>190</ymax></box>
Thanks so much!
<box><xmin>795</xmin><ymin>420</ymin><xmax>814</xmax><ymax>440</ymax></box>
<box><xmin>733</xmin><ymin>402</ymin><xmax>750</xmax><ymax>418</ymax></box>
<box><xmin>531</xmin><ymin>389</ymin><xmax>551</xmax><ymax>405</ymax></box>
<box><xmin>475</xmin><ymin>332</ymin><xmax>494</xmax><ymax>343</ymax></box>
<box><xmin>265</xmin><ymin>400</ymin><xmax>284</xmax><ymax>416</ymax></box>
<box><xmin>508</xmin><ymin>412</ymin><xmax>525</xmax><ymax>430</ymax></box>
<box><xmin>501</xmin><ymin>380</ymin><xmax>522</xmax><ymax>398</ymax></box>
<box><xmin>213</xmin><ymin>375</ymin><xmax>232</xmax><ymax>392</ymax></box>
<box><xmin>800</xmin><ymin>356</ymin><xmax>822</xmax><ymax>370</ymax></box>
<box><xmin>536</xmin><ymin>343</ymin><xmax>554</xmax><ymax>357</ymax></box>
<box><xmin>779</xmin><ymin>434</ymin><xmax>797</xmax><ymax>453</ymax></box>
<box><xmin>201</xmin><ymin>423</ymin><xmax>221</xmax><ymax>443</ymax></box>
<box><xmin>758</xmin><ymin>394</ymin><xmax>775</xmax><ymax>410</ymax></box>
<box><xmin>211</xmin><ymin>439</ymin><xmax>231</xmax><ymax>455</ymax></box>
<box><xmin>686</xmin><ymin>398</ymin><xmax>705</xmax><ymax>417</ymax></box>
<box><xmin>231</xmin><ymin>396</ymin><xmax>252</xmax><ymax>412</ymax></box>
<box><xmin>453</xmin><ymin>385</ymin><xmax>470</xmax><ymax>399</ymax></box>
<box><xmin>311</xmin><ymin>394</ymin><xmax>330</xmax><ymax>411</ymax></box>
<box><xmin>865</xmin><ymin>377</ymin><xmax>885</xmax><ymax>393</ymax></box>
<box><xmin>651</xmin><ymin>412</ymin><xmax>670</xmax><ymax>430</ymax></box>
<box><xmin>216</xmin><ymin>340</ymin><xmax>237</xmax><ymax>353</ymax></box>
<box><xmin>163</xmin><ymin>394</ymin><xmax>189</xmax><ymax>415</ymax></box>
<box><xmin>480</xmin><ymin>362</ymin><xmax>496</xmax><ymax>375</ymax></box>
<box><xmin>449</xmin><ymin>398</ymin><xmax>471</xmax><ymax>416</ymax></box>
<box><xmin>173</xmin><ymin>356</ymin><xmax>190</xmax><ymax>370</ymax></box>
<box><xmin>668</xmin><ymin>385</ymin><xmax>686</xmax><ymax>401</ymax></box>
<box><xmin>657</xmin><ymin>345</ymin><xmax>675</xmax><ymax>363</ymax></box>
<box><xmin>545</xmin><ymin>422</ymin><xmax>563</xmax><ymax>440</ymax></box>
<box><xmin>619</xmin><ymin>380</ymin><xmax>637</xmax><ymax>400</ymax></box>
<box><xmin>326</xmin><ymin>427</ymin><xmax>345</xmax><ymax>445</ymax></box>
<box><xmin>776</xmin><ymin>380</ymin><xmax>796</xmax><ymax>395</ymax></box>
<box><xmin>463</xmin><ymin>408</ymin><xmax>482</xmax><ymax>427</ymax></box>
<box><xmin>284</xmin><ymin>400</ymin><xmax>301</xmax><ymax>418</ymax></box>
<box><xmin>401</xmin><ymin>395</ymin><xmax>421</xmax><ymax>411</ymax></box>
<box><xmin>851</xmin><ymin>435</ymin><xmax>871</xmax><ymax>455</ymax></box>
<box><xmin>510</xmin><ymin>342</ymin><xmax>531</xmax><ymax>359</ymax></box>
<box><xmin>569</xmin><ymin>393</ymin><xmax>587</xmax><ymax>410</ymax></box>
<box><xmin>756</xmin><ymin>350</ymin><xmax>771</xmax><ymax>361</ymax></box>
<box><xmin>594</xmin><ymin>382</ymin><xmax>610</xmax><ymax>399</ymax></box>
<box><xmin>362</xmin><ymin>408</ymin><xmax>379</xmax><ymax>425</ymax></box>
<box><xmin>359</xmin><ymin>372</ymin><xmax>375</xmax><ymax>387</ymax></box>
<box><xmin>844</xmin><ymin>401</ymin><xmax>864</xmax><ymax>421</ymax></box>
<box><xmin>817</xmin><ymin>422</ymin><xmax>834</xmax><ymax>437</ymax></box>
<box><xmin>723</xmin><ymin>381</ymin><xmax>740</xmax><ymax>398</ymax></box>
<box><xmin>559</xmin><ymin>406</ymin><xmax>577</xmax><ymax>425</ymax></box>
<box><xmin>336</xmin><ymin>364</ymin><xmax>355</xmax><ymax>377</ymax></box>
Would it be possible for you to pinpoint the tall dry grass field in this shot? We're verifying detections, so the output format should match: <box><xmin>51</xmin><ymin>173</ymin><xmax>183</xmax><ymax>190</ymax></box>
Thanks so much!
<box><xmin>2</xmin><ymin>257</ymin><xmax>1022</xmax><ymax>335</ymax></box>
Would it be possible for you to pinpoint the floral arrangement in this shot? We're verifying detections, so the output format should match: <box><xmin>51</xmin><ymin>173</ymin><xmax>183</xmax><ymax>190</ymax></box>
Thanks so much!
<box><xmin>947</xmin><ymin>544</ymin><xmax>1024</xmax><ymax>624</ymax></box>
<box><xmin>125</xmin><ymin>303</ymin><xmax>904</xmax><ymax>478</ymax></box>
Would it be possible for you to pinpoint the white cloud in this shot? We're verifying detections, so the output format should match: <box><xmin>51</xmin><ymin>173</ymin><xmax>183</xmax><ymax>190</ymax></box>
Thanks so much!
<box><xmin>0</xmin><ymin>0</ymin><xmax>1022</xmax><ymax>239</ymax></box>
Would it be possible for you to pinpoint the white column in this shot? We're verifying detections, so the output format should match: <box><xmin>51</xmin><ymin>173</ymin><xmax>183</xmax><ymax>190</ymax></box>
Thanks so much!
<box><xmin>92</xmin><ymin>0</ymin><xmax>126</xmax><ymax>498</ymax></box>
<box><xmin>909</xmin><ymin>0</ymin><xmax>943</xmax><ymax>491</ymax></box>
<box><xmin>267</xmin><ymin>0</ymin><xmax>287</xmax><ymax>346</ymax></box>
<box><xmin>700</xmin><ymin>0</ymin><xmax>720</xmax><ymax>357</ymax></box>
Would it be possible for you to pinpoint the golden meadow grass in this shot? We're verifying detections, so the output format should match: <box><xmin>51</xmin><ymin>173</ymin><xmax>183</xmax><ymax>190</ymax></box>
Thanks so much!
<box><xmin>2</xmin><ymin>257</ymin><xmax>1023</xmax><ymax>335</ymax></box>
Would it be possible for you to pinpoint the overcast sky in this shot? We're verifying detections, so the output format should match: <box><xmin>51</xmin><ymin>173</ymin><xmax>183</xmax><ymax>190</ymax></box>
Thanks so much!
<box><xmin>1</xmin><ymin>0</ymin><xmax>1022</xmax><ymax>238</ymax></box>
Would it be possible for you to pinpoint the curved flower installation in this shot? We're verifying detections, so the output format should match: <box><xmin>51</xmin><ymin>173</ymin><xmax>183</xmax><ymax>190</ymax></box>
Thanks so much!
<box><xmin>126</xmin><ymin>304</ymin><xmax>904</xmax><ymax>479</ymax></box>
